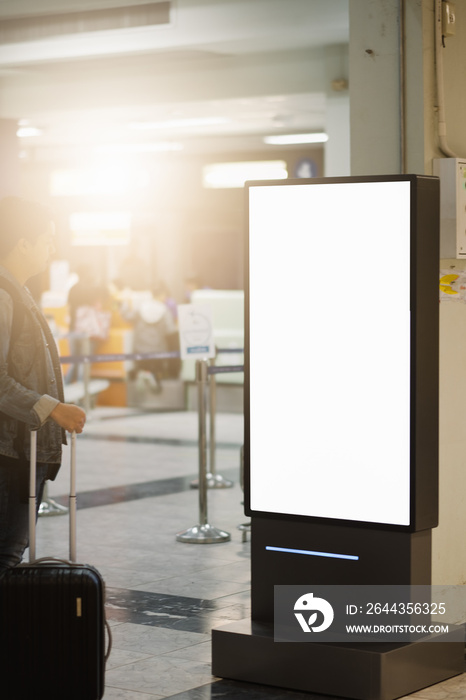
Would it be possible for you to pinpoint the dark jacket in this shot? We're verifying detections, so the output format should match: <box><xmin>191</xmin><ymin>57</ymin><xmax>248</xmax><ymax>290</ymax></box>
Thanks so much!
<box><xmin>0</xmin><ymin>265</ymin><xmax>66</xmax><ymax>472</ymax></box>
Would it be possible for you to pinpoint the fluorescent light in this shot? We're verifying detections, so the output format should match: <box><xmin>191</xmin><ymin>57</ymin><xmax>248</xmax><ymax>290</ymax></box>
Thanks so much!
<box><xmin>264</xmin><ymin>132</ymin><xmax>328</xmax><ymax>145</ymax></box>
<box><xmin>128</xmin><ymin>117</ymin><xmax>230</xmax><ymax>130</ymax></box>
<box><xmin>95</xmin><ymin>141</ymin><xmax>183</xmax><ymax>154</ymax></box>
<box><xmin>203</xmin><ymin>160</ymin><xmax>288</xmax><ymax>189</ymax></box>
<box><xmin>17</xmin><ymin>126</ymin><xmax>42</xmax><ymax>138</ymax></box>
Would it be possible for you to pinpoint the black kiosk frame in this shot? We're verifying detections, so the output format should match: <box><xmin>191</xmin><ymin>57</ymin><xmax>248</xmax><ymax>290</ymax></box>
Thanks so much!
<box><xmin>212</xmin><ymin>175</ymin><xmax>464</xmax><ymax>700</ymax></box>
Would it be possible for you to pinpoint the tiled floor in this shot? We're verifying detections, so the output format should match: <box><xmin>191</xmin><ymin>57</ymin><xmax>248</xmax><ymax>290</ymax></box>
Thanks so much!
<box><xmin>33</xmin><ymin>407</ymin><xmax>465</xmax><ymax>700</ymax></box>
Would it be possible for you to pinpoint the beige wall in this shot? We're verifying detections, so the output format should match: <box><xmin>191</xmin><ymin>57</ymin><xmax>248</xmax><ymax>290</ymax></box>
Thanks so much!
<box><xmin>436</xmin><ymin>275</ymin><xmax>466</xmax><ymax>585</ymax></box>
<box><xmin>350</xmin><ymin>0</ymin><xmax>466</xmax><ymax>584</ymax></box>
<box><xmin>430</xmin><ymin>2</ymin><xmax>466</xmax><ymax>585</ymax></box>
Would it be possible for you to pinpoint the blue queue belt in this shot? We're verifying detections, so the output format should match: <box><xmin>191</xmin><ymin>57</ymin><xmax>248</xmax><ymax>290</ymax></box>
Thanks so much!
<box><xmin>59</xmin><ymin>348</ymin><xmax>244</xmax><ymax>374</ymax></box>
<box><xmin>208</xmin><ymin>365</ymin><xmax>244</xmax><ymax>375</ymax></box>
<box><xmin>59</xmin><ymin>350</ymin><xmax>181</xmax><ymax>364</ymax></box>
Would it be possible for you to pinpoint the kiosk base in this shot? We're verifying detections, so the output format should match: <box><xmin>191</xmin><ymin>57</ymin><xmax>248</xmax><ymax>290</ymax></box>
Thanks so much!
<box><xmin>212</xmin><ymin>619</ymin><xmax>464</xmax><ymax>700</ymax></box>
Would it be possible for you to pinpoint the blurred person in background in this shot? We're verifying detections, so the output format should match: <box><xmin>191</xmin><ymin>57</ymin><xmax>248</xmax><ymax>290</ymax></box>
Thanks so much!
<box><xmin>66</xmin><ymin>265</ymin><xmax>110</xmax><ymax>384</ymax></box>
<box><xmin>0</xmin><ymin>196</ymin><xmax>85</xmax><ymax>574</ymax></box>
<box><xmin>121</xmin><ymin>283</ymin><xmax>179</xmax><ymax>392</ymax></box>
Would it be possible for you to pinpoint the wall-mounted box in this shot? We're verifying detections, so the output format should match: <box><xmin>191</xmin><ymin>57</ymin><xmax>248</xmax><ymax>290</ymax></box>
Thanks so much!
<box><xmin>433</xmin><ymin>157</ymin><xmax>466</xmax><ymax>258</ymax></box>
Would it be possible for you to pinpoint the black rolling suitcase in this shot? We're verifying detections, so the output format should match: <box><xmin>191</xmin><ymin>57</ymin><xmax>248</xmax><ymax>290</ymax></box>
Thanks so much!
<box><xmin>0</xmin><ymin>431</ymin><xmax>110</xmax><ymax>700</ymax></box>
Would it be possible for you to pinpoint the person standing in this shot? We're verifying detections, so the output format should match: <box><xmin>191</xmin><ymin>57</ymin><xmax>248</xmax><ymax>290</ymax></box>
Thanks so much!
<box><xmin>0</xmin><ymin>196</ymin><xmax>86</xmax><ymax>574</ymax></box>
<box><xmin>65</xmin><ymin>265</ymin><xmax>109</xmax><ymax>384</ymax></box>
<box><xmin>121</xmin><ymin>284</ymin><xmax>178</xmax><ymax>392</ymax></box>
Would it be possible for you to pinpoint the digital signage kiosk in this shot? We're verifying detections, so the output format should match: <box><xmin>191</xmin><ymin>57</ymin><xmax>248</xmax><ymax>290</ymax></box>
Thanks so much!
<box><xmin>212</xmin><ymin>175</ymin><xmax>463</xmax><ymax>700</ymax></box>
<box><xmin>246</xmin><ymin>176</ymin><xmax>437</xmax><ymax>532</ymax></box>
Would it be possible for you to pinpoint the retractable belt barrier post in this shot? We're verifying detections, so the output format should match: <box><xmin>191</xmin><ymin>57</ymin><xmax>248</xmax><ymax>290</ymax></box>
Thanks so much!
<box><xmin>190</xmin><ymin>354</ymin><xmax>235</xmax><ymax>490</ymax></box>
<box><xmin>176</xmin><ymin>359</ymin><xmax>230</xmax><ymax>544</ymax></box>
<box><xmin>82</xmin><ymin>335</ymin><xmax>92</xmax><ymax>416</ymax></box>
<box><xmin>237</xmin><ymin>444</ymin><xmax>251</xmax><ymax>542</ymax></box>
<box><xmin>208</xmin><ymin>356</ymin><xmax>236</xmax><ymax>488</ymax></box>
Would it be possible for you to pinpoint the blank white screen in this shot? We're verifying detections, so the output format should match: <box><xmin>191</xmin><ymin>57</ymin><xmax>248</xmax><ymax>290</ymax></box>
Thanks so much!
<box><xmin>248</xmin><ymin>181</ymin><xmax>411</xmax><ymax>526</ymax></box>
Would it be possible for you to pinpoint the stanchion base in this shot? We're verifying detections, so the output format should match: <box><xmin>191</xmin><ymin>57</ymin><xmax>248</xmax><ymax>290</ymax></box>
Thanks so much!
<box><xmin>190</xmin><ymin>473</ymin><xmax>234</xmax><ymax>489</ymax></box>
<box><xmin>176</xmin><ymin>523</ymin><xmax>231</xmax><ymax>544</ymax></box>
<box><xmin>237</xmin><ymin>522</ymin><xmax>251</xmax><ymax>543</ymax></box>
<box><xmin>38</xmin><ymin>498</ymin><xmax>69</xmax><ymax>517</ymax></box>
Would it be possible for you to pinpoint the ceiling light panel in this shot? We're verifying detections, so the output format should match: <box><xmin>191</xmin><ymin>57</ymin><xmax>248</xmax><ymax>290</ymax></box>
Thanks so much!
<box><xmin>17</xmin><ymin>126</ymin><xmax>42</xmax><ymax>138</ymax></box>
<box><xmin>264</xmin><ymin>133</ymin><xmax>328</xmax><ymax>145</ymax></box>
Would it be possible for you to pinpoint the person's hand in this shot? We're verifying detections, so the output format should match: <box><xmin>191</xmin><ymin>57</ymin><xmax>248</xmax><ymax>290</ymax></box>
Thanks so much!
<box><xmin>50</xmin><ymin>403</ymin><xmax>86</xmax><ymax>433</ymax></box>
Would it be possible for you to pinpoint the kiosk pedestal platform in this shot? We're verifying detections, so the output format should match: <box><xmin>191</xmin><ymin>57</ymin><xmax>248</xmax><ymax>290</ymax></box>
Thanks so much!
<box><xmin>212</xmin><ymin>619</ymin><xmax>464</xmax><ymax>700</ymax></box>
<box><xmin>211</xmin><ymin>519</ymin><xmax>464</xmax><ymax>700</ymax></box>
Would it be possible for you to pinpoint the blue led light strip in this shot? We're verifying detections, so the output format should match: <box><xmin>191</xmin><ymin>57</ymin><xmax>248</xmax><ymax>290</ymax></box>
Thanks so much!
<box><xmin>265</xmin><ymin>546</ymin><xmax>359</xmax><ymax>561</ymax></box>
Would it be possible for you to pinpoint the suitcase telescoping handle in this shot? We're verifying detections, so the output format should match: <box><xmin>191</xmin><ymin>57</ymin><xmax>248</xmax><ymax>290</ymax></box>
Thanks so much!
<box><xmin>29</xmin><ymin>430</ymin><xmax>77</xmax><ymax>563</ymax></box>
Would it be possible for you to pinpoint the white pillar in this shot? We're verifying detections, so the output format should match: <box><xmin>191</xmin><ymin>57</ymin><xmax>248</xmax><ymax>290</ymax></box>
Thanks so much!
<box><xmin>349</xmin><ymin>0</ymin><xmax>402</xmax><ymax>175</ymax></box>
<box><xmin>324</xmin><ymin>92</ymin><xmax>350</xmax><ymax>177</ymax></box>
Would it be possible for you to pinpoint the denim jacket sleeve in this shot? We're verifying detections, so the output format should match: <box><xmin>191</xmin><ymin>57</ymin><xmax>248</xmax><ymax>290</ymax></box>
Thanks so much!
<box><xmin>0</xmin><ymin>289</ymin><xmax>60</xmax><ymax>428</ymax></box>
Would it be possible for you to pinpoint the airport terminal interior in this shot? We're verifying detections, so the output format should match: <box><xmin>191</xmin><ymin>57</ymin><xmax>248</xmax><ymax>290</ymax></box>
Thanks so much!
<box><xmin>2</xmin><ymin>0</ymin><xmax>466</xmax><ymax>698</ymax></box>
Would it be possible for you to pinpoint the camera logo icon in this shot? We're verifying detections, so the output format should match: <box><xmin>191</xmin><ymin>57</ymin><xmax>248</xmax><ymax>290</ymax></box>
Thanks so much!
<box><xmin>294</xmin><ymin>592</ymin><xmax>334</xmax><ymax>633</ymax></box>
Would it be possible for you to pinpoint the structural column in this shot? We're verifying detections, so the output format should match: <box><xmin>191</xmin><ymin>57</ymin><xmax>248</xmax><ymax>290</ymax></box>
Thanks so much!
<box><xmin>349</xmin><ymin>0</ymin><xmax>426</xmax><ymax>176</ymax></box>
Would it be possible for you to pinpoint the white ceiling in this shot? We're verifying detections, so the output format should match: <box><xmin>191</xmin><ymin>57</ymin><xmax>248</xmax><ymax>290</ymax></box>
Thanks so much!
<box><xmin>0</xmin><ymin>0</ymin><xmax>349</xmax><ymax>160</ymax></box>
